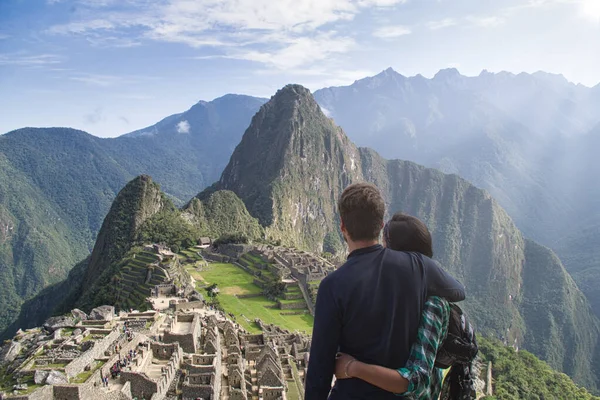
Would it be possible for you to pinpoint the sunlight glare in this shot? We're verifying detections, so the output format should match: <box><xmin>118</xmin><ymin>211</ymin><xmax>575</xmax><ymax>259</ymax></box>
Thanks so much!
<box><xmin>580</xmin><ymin>0</ymin><xmax>600</xmax><ymax>23</ymax></box>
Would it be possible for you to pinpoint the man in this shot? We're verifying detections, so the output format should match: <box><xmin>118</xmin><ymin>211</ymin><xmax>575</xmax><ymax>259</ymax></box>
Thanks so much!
<box><xmin>305</xmin><ymin>183</ymin><xmax>465</xmax><ymax>399</ymax></box>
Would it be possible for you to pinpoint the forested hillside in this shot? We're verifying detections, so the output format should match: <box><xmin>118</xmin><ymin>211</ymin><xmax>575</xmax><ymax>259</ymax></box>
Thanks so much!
<box><xmin>0</xmin><ymin>94</ymin><xmax>264</xmax><ymax>336</ymax></box>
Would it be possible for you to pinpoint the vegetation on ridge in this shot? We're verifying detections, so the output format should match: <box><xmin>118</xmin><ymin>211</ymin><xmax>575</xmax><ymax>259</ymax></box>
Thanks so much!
<box><xmin>478</xmin><ymin>336</ymin><xmax>600</xmax><ymax>400</ymax></box>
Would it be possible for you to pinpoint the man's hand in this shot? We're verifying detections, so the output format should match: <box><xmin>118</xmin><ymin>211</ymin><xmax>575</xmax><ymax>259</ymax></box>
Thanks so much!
<box><xmin>335</xmin><ymin>352</ymin><xmax>356</xmax><ymax>379</ymax></box>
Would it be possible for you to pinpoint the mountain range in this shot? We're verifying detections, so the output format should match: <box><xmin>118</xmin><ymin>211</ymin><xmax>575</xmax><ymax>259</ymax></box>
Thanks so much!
<box><xmin>1</xmin><ymin>69</ymin><xmax>600</xmax><ymax>391</ymax></box>
<box><xmin>4</xmin><ymin>84</ymin><xmax>600</xmax><ymax>393</ymax></box>
<box><xmin>313</xmin><ymin>68</ymin><xmax>600</xmax><ymax>315</ymax></box>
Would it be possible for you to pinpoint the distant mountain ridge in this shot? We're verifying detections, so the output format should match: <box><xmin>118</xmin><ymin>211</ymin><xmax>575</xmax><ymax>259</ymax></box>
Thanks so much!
<box><xmin>313</xmin><ymin>67</ymin><xmax>600</xmax><ymax>316</ymax></box>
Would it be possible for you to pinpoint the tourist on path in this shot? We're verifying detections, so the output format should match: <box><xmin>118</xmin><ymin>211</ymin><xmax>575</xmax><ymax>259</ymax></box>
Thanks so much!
<box><xmin>305</xmin><ymin>183</ymin><xmax>465</xmax><ymax>400</ymax></box>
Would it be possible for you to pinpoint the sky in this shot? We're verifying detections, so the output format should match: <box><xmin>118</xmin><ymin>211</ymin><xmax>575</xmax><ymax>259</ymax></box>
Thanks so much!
<box><xmin>0</xmin><ymin>0</ymin><xmax>599</xmax><ymax>138</ymax></box>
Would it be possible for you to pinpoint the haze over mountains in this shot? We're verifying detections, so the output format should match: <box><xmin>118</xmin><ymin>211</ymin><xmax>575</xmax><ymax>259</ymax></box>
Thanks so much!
<box><xmin>314</xmin><ymin>68</ymin><xmax>600</xmax><ymax>315</ymax></box>
<box><xmin>1</xmin><ymin>69</ymin><xmax>600</xmax><ymax>392</ymax></box>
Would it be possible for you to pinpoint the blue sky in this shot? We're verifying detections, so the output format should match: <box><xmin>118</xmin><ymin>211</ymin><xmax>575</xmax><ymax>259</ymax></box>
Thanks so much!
<box><xmin>1</xmin><ymin>0</ymin><xmax>599</xmax><ymax>137</ymax></box>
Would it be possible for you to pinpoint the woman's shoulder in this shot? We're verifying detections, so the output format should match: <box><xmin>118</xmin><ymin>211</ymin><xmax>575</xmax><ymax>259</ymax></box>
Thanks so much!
<box><xmin>425</xmin><ymin>296</ymin><xmax>450</xmax><ymax>309</ymax></box>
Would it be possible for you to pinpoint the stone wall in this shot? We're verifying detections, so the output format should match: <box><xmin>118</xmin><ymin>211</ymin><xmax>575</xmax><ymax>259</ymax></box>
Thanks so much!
<box><xmin>277</xmin><ymin>301</ymin><xmax>306</xmax><ymax>310</ymax></box>
<box><xmin>53</xmin><ymin>385</ymin><xmax>81</xmax><ymax>400</ymax></box>
<box><xmin>155</xmin><ymin>344</ymin><xmax>183</xmax><ymax>398</ymax></box>
<box><xmin>174</xmin><ymin>301</ymin><xmax>204</xmax><ymax>311</ymax></box>
<box><xmin>162</xmin><ymin>314</ymin><xmax>200</xmax><ymax>354</ymax></box>
<box><xmin>262</xmin><ymin>387</ymin><xmax>285</xmax><ymax>400</ymax></box>
<box><xmin>150</xmin><ymin>342</ymin><xmax>179</xmax><ymax>360</ymax></box>
<box><xmin>181</xmin><ymin>383</ymin><xmax>214</xmax><ymax>400</ymax></box>
<box><xmin>229</xmin><ymin>388</ymin><xmax>247</xmax><ymax>400</ymax></box>
<box><xmin>203</xmin><ymin>252</ymin><xmax>229</xmax><ymax>263</ymax></box>
<box><xmin>153</xmin><ymin>284</ymin><xmax>175</xmax><ymax>297</ymax></box>
<box><xmin>64</xmin><ymin>329</ymin><xmax>120</xmax><ymax>378</ymax></box>
<box><xmin>9</xmin><ymin>385</ymin><xmax>53</xmax><ymax>400</ymax></box>
<box><xmin>216</xmin><ymin>244</ymin><xmax>253</xmax><ymax>259</ymax></box>
<box><xmin>120</xmin><ymin>371</ymin><xmax>158</xmax><ymax>399</ymax></box>
<box><xmin>252</xmin><ymin>279</ymin><xmax>267</xmax><ymax>289</ymax></box>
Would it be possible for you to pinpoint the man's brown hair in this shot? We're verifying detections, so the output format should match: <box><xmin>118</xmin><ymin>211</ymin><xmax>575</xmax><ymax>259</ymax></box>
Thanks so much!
<box><xmin>338</xmin><ymin>182</ymin><xmax>385</xmax><ymax>241</ymax></box>
<box><xmin>383</xmin><ymin>213</ymin><xmax>433</xmax><ymax>257</ymax></box>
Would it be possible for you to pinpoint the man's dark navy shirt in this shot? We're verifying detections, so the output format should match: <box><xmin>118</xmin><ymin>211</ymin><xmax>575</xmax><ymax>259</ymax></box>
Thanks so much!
<box><xmin>304</xmin><ymin>245</ymin><xmax>465</xmax><ymax>400</ymax></box>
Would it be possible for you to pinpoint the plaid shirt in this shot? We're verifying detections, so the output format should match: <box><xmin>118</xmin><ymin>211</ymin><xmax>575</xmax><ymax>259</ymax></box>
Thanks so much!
<box><xmin>397</xmin><ymin>296</ymin><xmax>450</xmax><ymax>400</ymax></box>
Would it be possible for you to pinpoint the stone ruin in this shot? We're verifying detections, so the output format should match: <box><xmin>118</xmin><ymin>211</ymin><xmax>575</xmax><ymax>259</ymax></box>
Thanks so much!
<box><xmin>0</xmin><ymin>286</ymin><xmax>313</xmax><ymax>400</ymax></box>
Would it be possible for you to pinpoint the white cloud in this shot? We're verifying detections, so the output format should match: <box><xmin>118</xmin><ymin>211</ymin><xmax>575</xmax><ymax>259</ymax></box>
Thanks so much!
<box><xmin>70</xmin><ymin>73</ymin><xmax>123</xmax><ymax>86</ymax></box>
<box><xmin>372</xmin><ymin>25</ymin><xmax>411</xmax><ymax>38</ymax></box>
<box><xmin>0</xmin><ymin>53</ymin><xmax>62</xmax><ymax>66</ymax></box>
<box><xmin>46</xmin><ymin>0</ymin><xmax>406</xmax><ymax>69</ymax></box>
<box><xmin>426</xmin><ymin>18</ymin><xmax>457</xmax><ymax>30</ymax></box>
<box><xmin>176</xmin><ymin>120</ymin><xmax>190</xmax><ymax>133</ymax></box>
<box><xmin>69</xmin><ymin>73</ymin><xmax>156</xmax><ymax>87</ymax></box>
<box><xmin>195</xmin><ymin>33</ymin><xmax>355</xmax><ymax>70</ymax></box>
<box><xmin>49</xmin><ymin>0</ymin><xmax>406</xmax><ymax>39</ymax></box>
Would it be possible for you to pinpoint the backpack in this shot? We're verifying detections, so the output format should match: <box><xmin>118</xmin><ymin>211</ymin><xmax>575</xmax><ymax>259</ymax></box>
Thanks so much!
<box><xmin>436</xmin><ymin>303</ymin><xmax>479</xmax><ymax>400</ymax></box>
<box><xmin>435</xmin><ymin>303</ymin><xmax>478</xmax><ymax>369</ymax></box>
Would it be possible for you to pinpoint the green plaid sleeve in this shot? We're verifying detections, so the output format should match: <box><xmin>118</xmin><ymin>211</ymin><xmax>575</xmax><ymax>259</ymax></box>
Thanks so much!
<box><xmin>396</xmin><ymin>296</ymin><xmax>450</xmax><ymax>399</ymax></box>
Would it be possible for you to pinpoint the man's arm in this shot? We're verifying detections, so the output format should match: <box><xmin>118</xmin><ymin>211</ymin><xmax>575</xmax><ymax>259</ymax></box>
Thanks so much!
<box><xmin>424</xmin><ymin>258</ymin><xmax>466</xmax><ymax>302</ymax></box>
<box><xmin>335</xmin><ymin>297</ymin><xmax>450</xmax><ymax>397</ymax></box>
<box><xmin>305</xmin><ymin>277</ymin><xmax>342</xmax><ymax>400</ymax></box>
<box><xmin>337</xmin><ymin>356</ymin><xmax>409</xmax><ymax>394</ymax></box>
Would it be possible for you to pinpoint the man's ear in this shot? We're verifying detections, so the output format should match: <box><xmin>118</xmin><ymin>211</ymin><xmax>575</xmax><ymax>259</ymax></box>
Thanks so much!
<box><xmin>340</xmin><ymin>220</ymin><xmax>349</xmax><ymax>243</ymax></box>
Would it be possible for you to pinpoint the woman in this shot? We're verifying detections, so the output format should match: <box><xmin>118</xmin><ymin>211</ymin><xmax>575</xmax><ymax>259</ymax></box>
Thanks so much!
<box><xmin>335</xmin><ymin>213</ymin><xmax>453</xmax><ymax>399</ymax></box>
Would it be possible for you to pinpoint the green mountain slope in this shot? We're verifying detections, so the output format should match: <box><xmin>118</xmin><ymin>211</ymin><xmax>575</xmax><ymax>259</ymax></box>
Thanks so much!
<box><xmin>185</xmin><ymin>190</ymin><xmax>263</xmax><ymax>240</ymax></box>
<box><xmin>4</xmin><ymin>176</ymin><xmax>262</xmax><ymax>336</ymax></box>
<box><xmin>0</xmin><ymin>95</ymin><xmax>264</xmax><ymax>336</ymax></box>
<box><xmin>0</xmin><ymin>154</ymin><xmax>84</xmax><ymax>334</ymax></box>
<box><xmin>478</xmin><ymin>336</ymin><xmax>600</xmax><ymax>400</ymax></box>
<box><xmin>210</xmin><ymin>84</ymin><xmax>600</xmax><ymax>391</ymax></box>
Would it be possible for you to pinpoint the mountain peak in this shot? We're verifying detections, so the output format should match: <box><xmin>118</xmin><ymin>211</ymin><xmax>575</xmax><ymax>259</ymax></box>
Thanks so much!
<box><xmin>271</xmin><ymin>84</ymin><xmax>313</xmax><ymax>102</ymax></box>
<box><xmin>433</xmin><ymin>68</ymin><xmax>462</xmax><ymax>80</ymax></box>
<box><xmin>82</xmin><ymin>175</ymin><xmax>167</xmax><ymax>289</ymax></box>
<box><xmin>215</xmin><ymin>84</ymin><xmax>358</xmax><ymax>242</ymax></box>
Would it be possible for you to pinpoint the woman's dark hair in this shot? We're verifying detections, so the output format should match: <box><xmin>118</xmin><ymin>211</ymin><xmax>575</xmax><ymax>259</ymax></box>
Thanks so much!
<box><xmin>383</xmin><ymin>213</ymin><xmax>433</xmax><ymax>257</ymax></box>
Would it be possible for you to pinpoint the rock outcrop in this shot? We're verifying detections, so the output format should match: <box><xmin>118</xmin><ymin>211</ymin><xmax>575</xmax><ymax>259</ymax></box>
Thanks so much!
<box><xmin>0</xmin><ymin>341</ymin><xmax>21</xmax><ymax>364</ymax></box>
<box><xmin>89</xmin><ymin>306</ymin><xmax>115</xmax><ymax>321</ymax></box>
<box><xmin>43</xmin><ymin>316</ymin><xmax>75</xmax><ymax>333</ymax></box>
<box><xmin>45</xmin><ymin>370</ymin><xmax>68</xmax><ymax>385</ymax></box>
<box><xmin>71</xmin><ymin>309</ymin><xmax>87</xmax><ymax>321</ymax></box>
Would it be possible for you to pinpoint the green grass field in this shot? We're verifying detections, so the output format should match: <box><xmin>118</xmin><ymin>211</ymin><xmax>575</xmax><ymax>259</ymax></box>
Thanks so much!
<box><xmin>185</xmin><ymin>262</ymin><xmax>313</xmax><ymax>334</ymax></box>
<box><xmin>287</xmin><ymin>379</ymin><xmax>301</xmax><ymax>400</ymax></box>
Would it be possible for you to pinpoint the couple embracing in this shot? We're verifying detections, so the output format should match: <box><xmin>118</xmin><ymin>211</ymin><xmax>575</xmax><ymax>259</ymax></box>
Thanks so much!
<box><xmin>305</xmin><ymin>183</ymin><xmax>475</xmax><ymax>400</ymax></box>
